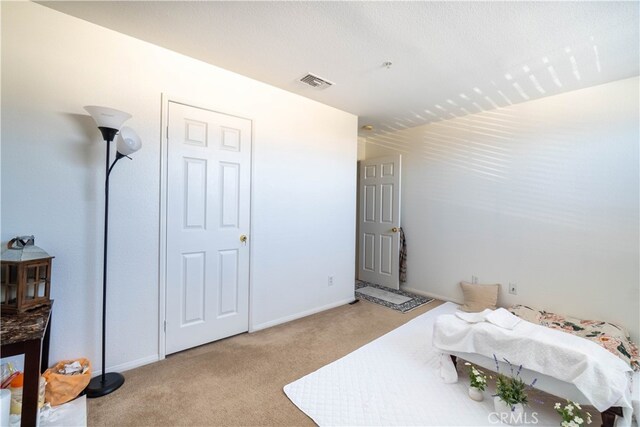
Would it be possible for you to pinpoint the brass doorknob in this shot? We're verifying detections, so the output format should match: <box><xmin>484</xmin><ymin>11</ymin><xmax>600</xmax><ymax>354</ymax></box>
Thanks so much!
<box><xmin>391</xmin><ymin>227</ymin><xmax>400</xmax><ymax>233</ymax></box>
<box><xmin>240</xmin><ymin>235</ymin><xmax>247</xmax><ymax>243</ymax></box>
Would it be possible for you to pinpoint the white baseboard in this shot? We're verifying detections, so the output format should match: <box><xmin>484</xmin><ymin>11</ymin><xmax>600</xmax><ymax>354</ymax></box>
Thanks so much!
<box><xmin>250</xmin><ymin>297</ymin><xmax>355</xmax><ymax>332</ymax></box>
<box><xmin>401</xmin><ymin>286</ymin><xmax>463</xmax><ymax>305</ymax></box>
<box><xmin>92</xmin><ymin>354</ymin><xmax>160</xmax><ymax>376</ymax></box>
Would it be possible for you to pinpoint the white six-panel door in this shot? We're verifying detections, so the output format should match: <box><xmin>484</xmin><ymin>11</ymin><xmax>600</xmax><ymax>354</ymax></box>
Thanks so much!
<box><xmin>358</xmin><ymin>155</ymin><xmax>402</xmax><ymax>289</ymax></box>
<box><xmin>166</xmin><ymin>102</ymin><xmax>251</xmax><ymax>355</ymax></box>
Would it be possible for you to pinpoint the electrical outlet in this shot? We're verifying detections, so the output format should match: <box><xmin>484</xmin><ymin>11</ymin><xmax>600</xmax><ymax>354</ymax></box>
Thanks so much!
<box><xmin>509</xmin><ymin>282</ymin><xmax>517</xmax><ymax>295</ymax></box>
<box><xmin>471</xmin><ymin>276</ymin><xmax>478</xmax><ymax>284</ymax></box>
<box><xmin>328</xmin><ymin>276</ymin><xmax>334</xmax><ymax>287</ymax></box>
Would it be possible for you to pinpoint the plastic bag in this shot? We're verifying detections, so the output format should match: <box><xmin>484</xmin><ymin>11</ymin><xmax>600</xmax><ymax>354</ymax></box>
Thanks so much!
<box><xmin>42</xmin><ymin>358</ymin><xmax>91</xmax><ymax>406</ymax></box>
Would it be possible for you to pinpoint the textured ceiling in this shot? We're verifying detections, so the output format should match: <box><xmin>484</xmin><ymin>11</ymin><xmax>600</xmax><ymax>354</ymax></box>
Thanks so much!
<box><xmin>42</xmin><ymin>1</ymin><xmax>639</xmax><ymax>135</ymax></box>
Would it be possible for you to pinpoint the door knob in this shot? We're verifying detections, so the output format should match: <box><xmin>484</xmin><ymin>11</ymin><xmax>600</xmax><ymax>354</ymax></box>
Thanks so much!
<box><xmin>391</xmin><ymin>227</ymin><xmax>400</xmax><ymax>233</ymax></box>
<box><xmin>240</xmin><ymin>235</ymin><xmax>247</xmax><ymax>243</ymax></box>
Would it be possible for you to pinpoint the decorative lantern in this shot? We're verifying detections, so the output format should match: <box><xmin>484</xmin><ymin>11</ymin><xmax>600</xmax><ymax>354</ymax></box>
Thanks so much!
<box><xmin>1</xmin><ymin>236</ymin><xmax>54</xmax><ymax>313</ymax></box>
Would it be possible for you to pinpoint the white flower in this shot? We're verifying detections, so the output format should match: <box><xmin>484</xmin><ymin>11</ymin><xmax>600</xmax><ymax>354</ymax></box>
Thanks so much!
<box><xmin>568</xmin><ymin>421</ymin><xmax>578</xmax><ymax>427</ymax></box>
<box><xmin>574</xmin><ymin>403</ymin><xmax>581</xmax><ymax>409</ymax></box>
<box><xmin>574</xmin><ymin>416</ymin><xmax>583</xmax><ymax>425</ymax></box>
<box><xmin>465</xmin><ymin>362</ymin><xmax>471</xmax><ymax>366</ymax></box>
<box><xmin>561</xmin><ymin>421</ymin><xmax>569</xmax><ymax>427</ymax></box>
<box><xmin>554</xmin><ymin>403</ymin><xmax>561</xmax><ymax>410</ymax></box>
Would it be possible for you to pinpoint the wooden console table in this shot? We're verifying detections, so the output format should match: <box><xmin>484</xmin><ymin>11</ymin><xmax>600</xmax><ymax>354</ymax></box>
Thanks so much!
<box><xmin>1</xmin><ymin>301</ymin><xmax>52</xmax><ymax>427</ymax></box>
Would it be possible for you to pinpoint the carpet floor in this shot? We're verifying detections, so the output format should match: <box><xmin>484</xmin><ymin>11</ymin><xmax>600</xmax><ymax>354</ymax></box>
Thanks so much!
<box><xmin>88</xmin><ymin>298</ymin><xmax>443</xmax><ymax>426</ymax></box>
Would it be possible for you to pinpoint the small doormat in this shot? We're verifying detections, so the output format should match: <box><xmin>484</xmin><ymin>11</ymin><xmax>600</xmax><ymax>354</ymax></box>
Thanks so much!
<box><xmin>355</xmin><ymin>280</ymin><xmax>433</xmax><ymax>313</ymax></box>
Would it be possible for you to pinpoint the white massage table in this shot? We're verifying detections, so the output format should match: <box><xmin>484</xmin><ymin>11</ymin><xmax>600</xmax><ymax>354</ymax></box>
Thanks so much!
<box><xmin>433</xmin><ymin>311</ymin><xmax>638</xmax><ymax>427</ymax></box>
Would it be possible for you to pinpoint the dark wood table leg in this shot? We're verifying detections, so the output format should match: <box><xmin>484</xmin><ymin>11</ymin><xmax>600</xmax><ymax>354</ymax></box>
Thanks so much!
<box><xmin>21</xmin><ymin>339</ymin><xmax>42</xmax><ymax>427</ymax></box>
<box><xmin>600</xmin><ymin>407</ymin><xmax>623</xmax><ymax>427</ymax></box>
<box><xmin>450</xmin><ymin>354</ymin><xmax>458</xmax><ymax>369</ymax></box>
<box><xmin>40</xmin><ymin>314</ymin><xmax>51</xmax><ymax>373</ymax></box>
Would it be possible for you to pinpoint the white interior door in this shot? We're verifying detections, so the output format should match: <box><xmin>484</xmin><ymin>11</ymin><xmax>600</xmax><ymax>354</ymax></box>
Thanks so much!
<box><xmin>358</xmin><ymin>155</ymin><xmax>402</xmax><ymax>289</ymax></box>
<box><xmin>165</xmin><ymin>101</ymin><xmax>251</xmax><ymax>355</ymax></box>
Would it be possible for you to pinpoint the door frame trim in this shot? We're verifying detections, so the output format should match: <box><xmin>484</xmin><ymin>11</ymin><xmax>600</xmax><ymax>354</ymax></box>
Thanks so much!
<box><xmin>158</xmin><ymin>93</ymin><xmax>254</xmax><ymax>360</ymax></box>
<box><xmin>356</xmin><ymin>154</ymin><xmax>402</xmax><ymax>289</ymax></box>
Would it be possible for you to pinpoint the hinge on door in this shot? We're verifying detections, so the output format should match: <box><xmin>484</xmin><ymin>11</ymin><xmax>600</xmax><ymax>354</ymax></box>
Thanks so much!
<box><xmin>164</xmin><ymin>320</ymin><xmax>166</xmax><ymax>333</ymax></box>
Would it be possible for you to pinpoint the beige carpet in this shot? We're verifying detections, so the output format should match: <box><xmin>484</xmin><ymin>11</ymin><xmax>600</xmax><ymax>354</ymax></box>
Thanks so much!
<box><xmin>88</xmin><ymin>298</ymin><xmax>444</xmax><ymax>426</ymax></box>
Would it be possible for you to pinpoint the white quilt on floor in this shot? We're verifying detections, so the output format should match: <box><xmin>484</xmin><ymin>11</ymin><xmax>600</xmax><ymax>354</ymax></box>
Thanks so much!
<box><xmin>284</xmin><ymin>302</ymin><xmax>559</xmax><ymax>426</ymax></box>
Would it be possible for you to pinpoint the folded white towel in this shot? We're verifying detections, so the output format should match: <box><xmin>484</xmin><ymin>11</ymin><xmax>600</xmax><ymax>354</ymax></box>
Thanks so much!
<box><xmin>485</xmin><ymin>307</ymin><xmax>522</xmax><ymax>330</ymax></box>
<box><xmin>455</xmin><ymin>309</ymin><xmax>491</xmax><ymax>323</ymax></box>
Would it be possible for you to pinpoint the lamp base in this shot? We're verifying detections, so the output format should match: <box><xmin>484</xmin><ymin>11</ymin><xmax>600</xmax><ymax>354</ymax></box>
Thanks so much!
<box><xmin>85</xmin><ymin>372</ymin><xmax>125</xmax><ymax>398</ymax></box>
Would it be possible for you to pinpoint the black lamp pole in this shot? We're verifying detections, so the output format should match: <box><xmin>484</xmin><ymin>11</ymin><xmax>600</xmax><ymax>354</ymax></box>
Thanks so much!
<box><xmin>85</xmin><ymin>126</ymin><xmax>127</xmax><ymax>398</ymax></box>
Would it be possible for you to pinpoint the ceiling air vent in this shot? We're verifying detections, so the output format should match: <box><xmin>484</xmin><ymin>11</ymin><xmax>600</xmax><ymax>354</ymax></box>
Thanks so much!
<box><xmin>299</xmin><ymin>73</ymin><xmax>334</xmax><ymax>89</ymax></box>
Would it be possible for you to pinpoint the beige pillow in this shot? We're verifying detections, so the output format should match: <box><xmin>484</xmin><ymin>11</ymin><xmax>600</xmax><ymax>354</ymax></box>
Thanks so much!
<box><xmin>459</xmin><ymin>281</ymin><xmax>500</xmax><ymax>312</ymax></box>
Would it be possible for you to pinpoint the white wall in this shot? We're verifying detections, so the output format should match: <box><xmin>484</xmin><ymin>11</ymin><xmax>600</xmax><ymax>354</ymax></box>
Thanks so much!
<box><xmin>1</xmin><ymin>2</ymin><xmax>357</xmax><ymax>372</ymax></box>
<box><xmin>365</xmin><ymin>77</ymin><xmax>640</xmax><ymax>341</ymax></box>
<box><xmin>357</xmin><ymin>136</ymin><xmax>367</xmax><ymax>161</ymax></box>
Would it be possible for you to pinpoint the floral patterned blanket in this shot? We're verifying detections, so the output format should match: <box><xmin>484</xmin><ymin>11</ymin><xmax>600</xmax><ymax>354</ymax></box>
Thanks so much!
<box><xmin>509</xmin><ymin>305</ymin><xmax>639</xmax><ymax>371</ymax></box>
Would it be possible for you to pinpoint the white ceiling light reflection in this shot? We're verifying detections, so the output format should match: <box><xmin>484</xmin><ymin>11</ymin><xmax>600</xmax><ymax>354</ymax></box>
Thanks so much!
<box><xmin>362</xmin><ymin>26</ymin><xmax>633</xmax><ymax>138</ymax></box>
<box><xmin>590</xmin><ymin>37</ymin><xmax>602</xmax><ymax>73</ymax></box>
<box><xmin>565</xmin><ymin>46</ymin><xmax>582</xmax><ymax>80</ymax></box>
<box><xmin>543</xmin><ymin>57</ymin><xmax>563</xmax><ymax>87</ymax></box>
<box><xmin>512</xmin><ymin>82</ymin><xmax>530</xmax><ymax>100</ymax></box>
<box><xmin>496</xmin><ymin>90</ymin><xmax>513</xmax><ymax>104</ymax></box>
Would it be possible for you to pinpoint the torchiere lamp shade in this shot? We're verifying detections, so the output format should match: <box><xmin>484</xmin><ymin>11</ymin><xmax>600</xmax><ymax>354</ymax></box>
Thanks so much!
<box><xmin>84</xmin><ymin>106</ymin><xmax>131</xmax><ymax>130</ymax></box>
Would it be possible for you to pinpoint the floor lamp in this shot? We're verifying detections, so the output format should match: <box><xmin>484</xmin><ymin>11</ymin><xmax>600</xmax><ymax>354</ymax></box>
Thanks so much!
<box><xmin>84</xmin><ymin>106</ymin><xmax>142</xmax><ymax>397</ymax></box>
